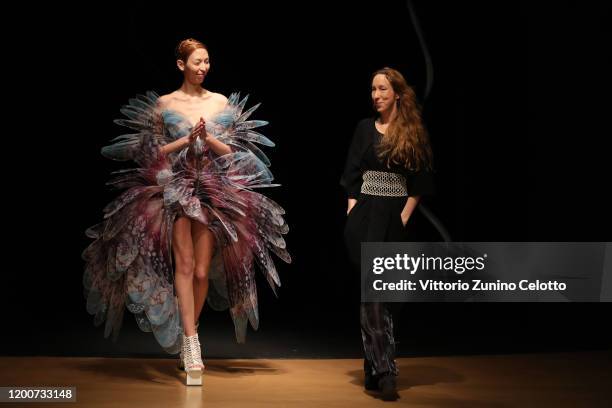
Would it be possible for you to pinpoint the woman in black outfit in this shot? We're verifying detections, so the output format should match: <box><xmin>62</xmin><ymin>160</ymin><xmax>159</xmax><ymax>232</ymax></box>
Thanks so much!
<box><xmin>341</xmin><ymin>67</ymin><xmax>434</xmax><ymax>400</ymax></box>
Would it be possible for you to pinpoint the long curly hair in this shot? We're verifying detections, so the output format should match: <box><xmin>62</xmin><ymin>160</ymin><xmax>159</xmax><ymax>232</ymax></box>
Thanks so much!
<box><xmin>373</xmin><ymin>67</ymin><xmax>433</xmax><ymax>171</ymax></box>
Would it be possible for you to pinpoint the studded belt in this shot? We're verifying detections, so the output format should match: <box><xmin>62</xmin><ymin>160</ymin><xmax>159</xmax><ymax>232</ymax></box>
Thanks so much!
<box><xmin>360</xmin><ymin>170</ymin><xmax>408</xmax><ymax>197</ymax></box>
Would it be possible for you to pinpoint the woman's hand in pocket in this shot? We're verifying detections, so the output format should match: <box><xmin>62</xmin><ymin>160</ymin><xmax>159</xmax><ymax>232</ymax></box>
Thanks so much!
<box><xmin>347</xmin><ymin>198</ymin><xmax>357</xmax><ymax>215</ymax></box>
<box><xmin>400</xmin><ymin>212</ymin><xmax>409</xmax><ymax>227</ymax></box>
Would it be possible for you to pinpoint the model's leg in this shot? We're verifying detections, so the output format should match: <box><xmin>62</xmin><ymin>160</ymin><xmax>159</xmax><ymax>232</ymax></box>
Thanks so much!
<box><xmin>173</xmin><ymin>217</ymin><xmax>198</xmax><ymax>337</ymax></box>
<box><xmin>173</xmin><ymin>216</ymin><xmax>204</xmax><ymax>385</ymax></box>
<box><xmin>192</xmin><ymin>221</ymin><xmax>215</xmax><ymax>325</ymax></box>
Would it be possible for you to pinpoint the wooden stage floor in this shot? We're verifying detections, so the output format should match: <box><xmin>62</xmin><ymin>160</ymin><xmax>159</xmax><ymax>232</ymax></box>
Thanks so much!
<box><xmin>1</xmin><ymin>350</ymin><xmax>610</xmax><ymax>407</ymax></box>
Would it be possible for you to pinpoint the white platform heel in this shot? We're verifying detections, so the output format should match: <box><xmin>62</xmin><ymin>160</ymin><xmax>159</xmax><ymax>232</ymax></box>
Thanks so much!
<box><xmin>178</xmin><ymin>322</ymin><xmax>199</xmax><ymax>370</ymax></box>
<box><xmin>182</xmin><ymin>333</ymin><xmax>204</xmax><ymax>385</ymax></box>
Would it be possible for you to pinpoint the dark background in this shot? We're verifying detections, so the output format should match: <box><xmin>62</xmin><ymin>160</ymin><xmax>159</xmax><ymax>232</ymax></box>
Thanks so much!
<box><xmin>4</xmin><ymin>1</ymin><xmax>611</xmax><ymax>358</ymax></box>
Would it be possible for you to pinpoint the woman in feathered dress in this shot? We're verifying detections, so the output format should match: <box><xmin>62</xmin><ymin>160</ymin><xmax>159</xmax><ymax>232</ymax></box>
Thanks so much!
<box><xmin>82</xmin><ymin>38</ymin><xmax>290</xmax><ymax>385</ymax></box>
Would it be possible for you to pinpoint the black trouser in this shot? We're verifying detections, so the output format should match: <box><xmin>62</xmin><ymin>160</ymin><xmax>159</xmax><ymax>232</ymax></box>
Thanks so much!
<box><xmin>345</xmin><ymin>195</ymin><xmax>409</xmax><ymax>378</ymax></box>
<box><xmin>360</xmin><ymin>302</ymin><xmax>399</xmax><ymax>377</ymax></box>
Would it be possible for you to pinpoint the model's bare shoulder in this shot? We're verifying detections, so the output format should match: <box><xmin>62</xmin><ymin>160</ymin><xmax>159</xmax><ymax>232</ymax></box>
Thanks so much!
<box><xmin>158</xmin><ymin>92</ymin><xmax>179</xmax><ymax>107</ymax></box>
<box><xmin>213</xmin><ymin>92</ymin><xmax>228</xmax><ymax>105</ymax></box>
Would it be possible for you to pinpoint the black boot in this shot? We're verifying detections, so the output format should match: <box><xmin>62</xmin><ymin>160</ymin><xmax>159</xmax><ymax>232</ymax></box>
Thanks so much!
<box><xmin>365</xmin><ymin>372</ymin><xmax>380</xmax><ymax>391</ymax></box>
<box><xmin>378</xmin><ymin>375</ymin><xmax>399</xmax><ymax>401</ymax></box>
<box><xmin>364</xmin><ymin>359</ymin><xmax>379</xmax><ymax>390</ymax></box>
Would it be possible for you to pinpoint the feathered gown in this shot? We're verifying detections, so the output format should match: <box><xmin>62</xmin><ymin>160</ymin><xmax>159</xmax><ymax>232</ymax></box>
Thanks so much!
<box><xmin>82</xmin><ymin>92</ymin><xmax>291</xmax><ymax>353</ymax></box>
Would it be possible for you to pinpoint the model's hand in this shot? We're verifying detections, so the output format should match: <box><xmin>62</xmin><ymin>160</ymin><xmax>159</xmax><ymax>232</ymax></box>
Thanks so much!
<box><xmin>188</xmin><ymin>118</ymin><xmax>206</xmax><ymax>143</ymax></box>
<box><xmin>204</xmin><ymin>132</ymin><xmax>215</xmax><ymax>144</ymax></box>
<box><xmin>190</xmin><ymin>117</ymin><xmax>214</xmax><ymax>144</ymax></box>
